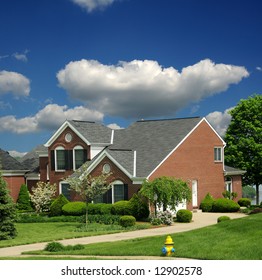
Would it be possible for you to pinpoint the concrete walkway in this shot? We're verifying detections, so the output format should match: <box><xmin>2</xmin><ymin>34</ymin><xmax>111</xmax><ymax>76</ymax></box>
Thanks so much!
<box><xmin>0</xmin><ymin>212</ymin><xmax>247</xmax><ymax>259</ymax></box>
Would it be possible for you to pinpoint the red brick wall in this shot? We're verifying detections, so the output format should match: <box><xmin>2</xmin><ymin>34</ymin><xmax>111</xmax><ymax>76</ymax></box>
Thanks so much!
<box><xmin>231</xmin><ymin>175</ymin><xmax>242</xmax><ymax>200</ymax></box>
<box><xmin>149</xmin><ymin>120</ymin><xmax>225</xmax><ymax>209</ymax></box>
<box><xmin>47</xmin><ymin>127</ymin><xmax>89</xmax><ymax>188</ymax></box>
<box><xmin>90</xmin><ymin>156</ymin><xmax>140</xmax><ymax>199</ymax></box>
<box><xmin>3</xmin><ymin>175</ymin><xmax>25</xmax><ymax>202</ymax></box>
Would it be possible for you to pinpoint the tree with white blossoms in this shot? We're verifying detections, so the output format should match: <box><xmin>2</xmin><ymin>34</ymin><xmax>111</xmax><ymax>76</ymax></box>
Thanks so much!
<box><xmin>66</xmin><ymin>163</ymin><xmax>112</xmax><ymax>228</ymax></box>
<box><xmin>30</xmin><ymin>181</ymin><xmax>57</xmax><ymax>213</ymax></box>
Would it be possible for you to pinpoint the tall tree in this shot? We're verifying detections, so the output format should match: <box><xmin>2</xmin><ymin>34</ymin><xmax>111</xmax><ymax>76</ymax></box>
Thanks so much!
<box><xmin>0</xmin><ymin>173</ymin><xmax>17</xmax><ymax>240</ymax></box>
<box><xmin>66</xmin><ymin>163</ymin><xmax>112</xmax><ymax>227</ymax></box>
<box><xmin>224</xmin><ymin>94</ymin><xmax>262</xmax><ymax>204</ymax></box>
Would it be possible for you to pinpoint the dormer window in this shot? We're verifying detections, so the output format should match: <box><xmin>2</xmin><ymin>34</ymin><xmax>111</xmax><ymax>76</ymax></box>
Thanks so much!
<box><xmin>74</xmin><ymin>145</ymin><xmax>86</xmax><ymax>170</ymax></box>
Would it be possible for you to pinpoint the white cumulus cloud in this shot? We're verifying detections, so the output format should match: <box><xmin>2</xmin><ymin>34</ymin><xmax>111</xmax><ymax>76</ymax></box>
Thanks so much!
<box><xmin>0</xmin><ymin>104</ymin><xmax>104</xmax><ymax>134</ymax></box>
<box><xmin>71</xmin><ymin>0</ymin><xmax>116</xmax><ymax>12</ymax></box>
<box><xmin>57</xmin><ymin>59</ymin><xmax>249</xmax><ymax>119</ymax></box>
<box><xmin>0</xmin><ymin>70</ymin><xmax>30</xmax><ymax>97</ymax></box>
<box><xmin>206</xmin><ymin>107</ymin><xmax>234</xmax><ymax>137</ymax></box>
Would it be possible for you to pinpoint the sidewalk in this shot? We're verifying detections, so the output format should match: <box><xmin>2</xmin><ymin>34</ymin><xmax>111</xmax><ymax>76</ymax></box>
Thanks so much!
<box><xmin>0</xmin><ymin>212</ymin><xmax>247</xmax><ymax>259</ymax></box>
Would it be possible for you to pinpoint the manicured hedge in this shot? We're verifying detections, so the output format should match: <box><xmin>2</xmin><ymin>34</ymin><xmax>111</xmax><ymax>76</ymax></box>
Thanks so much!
<box><xmin>87</xmin><ymin>203</ymin><xmax>113</xmax><ymax>215</ymax></box>
<box><xmin>200</xmin><ymin>193</ymin><xmax>215</xmax><ymax>212</ymax></box>
<box><xmin>238</xmin><ymin>198</ymin><xmax>251</xmax><ymax>207</ymax></box>
<box><xmin>119</xmin><ymin>215</ymin><xmax>136</xmax><ymax>227</ymax></box>
<box><xmin>111</xmin><ymin>200</ymin><xmax>133</xmax><ymax>215</ymax></box>
<box><xmin>62</xmin><ymin>202</ymin><xmax>86</xmax><ymax>216</ymax></box>
<box><xmin>176</xmin><ymin>209</ymin><xmax>192</xmax><ymax>223</ymax></box>
<box><xmin>212</xmin><ymin>198</ymin><xmax>240</xmax><ymax>212</ymax></box>
<box><xmin>217</xmin><ymin>216</ymin><xmax>231</xmax><ymax>223</ymax></box>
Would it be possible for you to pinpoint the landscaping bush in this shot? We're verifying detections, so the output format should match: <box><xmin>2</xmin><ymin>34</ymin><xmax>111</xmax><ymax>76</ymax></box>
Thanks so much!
<box><xmin>176</xmin><ymin>209</ymin><xmax>192</xmax><ymax>223</ymax></box>
<box><xmin>49</xmin><ymin>194</ymin><xmax>69</xmax><ymax>216</ymax></box>
<box><xmin>82</xmin><ymin>214</ymin><xmax>121</xmax><ymax>225</ymax></box>
<box><xmin>88</xmin><ymin>203</ymin><xmax>113</xmax><ymax>215</ymax></box>
<box><xmin>150</xmin><ymin>217</ymin><xmax>162</xmax><ymax>226</ymax></box>
<box><xmin>16</xmin><ymin>184</ymin><xmax>33</xmax><ymax>211</ymax></box>
<box><xmin>129</xmin><ymin>193</ymin><xmax>150</xmax><ymax>221</ymax></box>
<box><xmin>111</xmin><ymin>200</ymin><xmax>133</xmax><ymax>215</ymax></box>
<box><xmin>44</xmin><ymin>242</ymin><xmax>84</xmax><ymax>252</ymax></box>
<box><xmin>119</xmin><ymin>215</ymin><xmax>136</xmax><ymax>227</ymax></box>
<box><xmin>62</xmin><ymin>202</ymin><xmax>86</xmax><ymax>216</ymax></box>
<box><xmin>217</xmin><ymin>216</ymin><xmax>231</xmax><ymax>223</ymax></box>
<box><xmin>238</xmin><ymin>198</ymin><xmax>251</xmax><ymax>208</ymax></box>
<box><xmin>212</xmin><ymin>198</ymin><xmax>240</xmax><ymax>212</ymax></box>
<box><xmin>156</xmin><ymin>210</ymin><xmax>173</xmax><ymax>225</ymax></box>
<box><xmin>200</xmin><ymin>193</ymin><xmax>214</xmax><ymax>212</ymax></box>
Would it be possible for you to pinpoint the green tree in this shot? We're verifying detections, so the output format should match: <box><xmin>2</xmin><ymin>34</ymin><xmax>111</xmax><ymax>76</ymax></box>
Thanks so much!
<box><xmin>16</xmin><ymin>184</ymin><xmax>33</xmax><ymax>211</ymax></box>
<box><xmin>139</xmin><ymin>176</ymin><xmax>191</xmax><ymax>215</ymax></box>
<box><xmin>0</xmin><ymin>173</ymin><xmax>17</xmax><ymax>240</ymax></box>
<box><xmin>66</xmin><ymin>163</ymin><xmax>112</xmax><ymax>228</ymax></box>
<box><xmin>224</xmin><ymin>94</ymin><xmax>262</xmax><ymax>204</ymax></box>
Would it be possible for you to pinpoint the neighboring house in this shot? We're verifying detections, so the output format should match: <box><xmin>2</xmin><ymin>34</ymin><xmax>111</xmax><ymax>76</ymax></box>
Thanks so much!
<box><xmin>40</xmin><ymin>117</ymin><xmax>245</xmax><ymax>210</ymax></box>
<box><xmin>0</xmin><ymin>148</ymin><xmax>29</xmax><ymax>202</ymax></box>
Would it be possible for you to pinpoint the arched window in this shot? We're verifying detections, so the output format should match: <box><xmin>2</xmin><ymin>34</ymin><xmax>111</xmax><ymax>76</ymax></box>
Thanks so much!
<box><xmin>55</xmin><ymin>146</ymin><xmax>66</xmax><ymax>171</ymax></box>
<box><xmin>73</xmin><ymin>145</ymin><xmax>85</xmax><ymax>170</ymax></box>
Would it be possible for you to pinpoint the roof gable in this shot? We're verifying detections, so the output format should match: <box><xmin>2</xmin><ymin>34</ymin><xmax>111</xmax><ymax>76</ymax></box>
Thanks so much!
<box><xmin>45</xmin><ymin>120</ymin><xmax>113</xmax><ymax>147</ymax></box>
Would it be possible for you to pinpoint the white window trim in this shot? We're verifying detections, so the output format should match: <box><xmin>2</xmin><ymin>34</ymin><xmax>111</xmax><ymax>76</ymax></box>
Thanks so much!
<box><xmin>111</xmin><ymin>180</ymin><xmax>124</xmax><ymax>204</ymax></box>
<box><xmin>214</xmin><ymin>147</ymin><xmax>223</xmax><ymax>162</ymax></box>
<box><xmin>55</xmin><ymin>146</ymin><xmax>66</xmax><ymax>172</ymax></box>
<box><xmin>73</xmin><ymin>145</ymin><xmax>84</xmax><ymax>171</ymax></box>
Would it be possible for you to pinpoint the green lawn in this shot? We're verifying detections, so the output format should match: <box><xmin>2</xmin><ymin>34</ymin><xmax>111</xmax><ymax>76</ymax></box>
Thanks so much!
<box><xmin>0</xmin><ymin>222</ymin><xmax>150</xmax><ymax>248</ymax></box>
<box><xmin>25</xmin><ymin>213</ymin><xmax>262</xmax><ymax>260</ymax></box>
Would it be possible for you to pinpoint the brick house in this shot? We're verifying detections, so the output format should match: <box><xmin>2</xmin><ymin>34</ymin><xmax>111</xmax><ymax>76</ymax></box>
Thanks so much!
<box><xmin>40</xmin><ymin>117</ymin><xmax>245</xmax><ymax>210</ymax></box>
<box><xmin>0</xmin><ymin>149</ymin><xmax>29</xmax><ymax>202</ymax></box>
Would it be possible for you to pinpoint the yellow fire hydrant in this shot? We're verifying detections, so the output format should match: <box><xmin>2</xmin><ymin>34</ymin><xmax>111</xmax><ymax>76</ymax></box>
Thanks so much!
<box><xmin>162</xmin><ymin>235</ymin><xmax>175</xmax><ymax>256</ymax></box>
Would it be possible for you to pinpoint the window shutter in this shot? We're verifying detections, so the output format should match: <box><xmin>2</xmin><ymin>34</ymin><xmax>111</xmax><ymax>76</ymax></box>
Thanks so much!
<box><xmin>64</xmin><ymin>150</ymin><xmax>73</xmax><ymax>170</ymax></box>
<box><xmin>124</xmin><ymin>184</ymin><xmax>128</xmax><ymax>200</ymax></box>
<box><xmin>103</xmin><ymin>188</ymin><xmax>112</xmax><ymax>204</ymax></box>
<box><xmin>51</xmin><ymin>150</ymin><xmax>55</xmax><ymax>171</ymax></box>
<box><xmin>83</xmin><ymin>149</ymin><xmax>88</xmax><ymax>162</ymax></box>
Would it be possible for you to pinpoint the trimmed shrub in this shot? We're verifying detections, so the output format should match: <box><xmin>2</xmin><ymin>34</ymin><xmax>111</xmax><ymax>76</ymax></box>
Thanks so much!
<box><xmin>176</xmin><ymin>209</ymin><xmax>192</xmax><ymax>223</ymax></box>
<box><xmin>83</xmin><ymin>214</ymin><xmax>121</xmax><ymax>225</ymax></box>
<box><xmin>119</xmin><ymin>215</ymin><xmax>136</xmax><ymax>227</ymax></box>
<box><xmin>44</xmin><ymin>242</ymin><xmax>85</xmax><ymax>252</ymax></box>
<box><xmin>217</xmin><ymin>216</ymin><xmax>231</xmax><ymax>223</ymax></box>
<box><xmin>16</xmin><ymin>184</ymin><xmax>33</xmax><ymax>211</ymax></box>
<box><xmin>238</xmin><ymin>198</ymin><xmax>251</xmax><ymax>208</ymax></box>
<box><xmin>212</xmin><ymin>198</ymin><xmax>240</xmax><ymax>212</ymax></box>
<box><xmin>62</xmin><ymin>202</ymin><xmax>86</xmax><ymax>216</ymax></box>
<box><xmin>129</xmin><ymin>193</ymin><xmax>150</xmax><ymax>221</ymax></box>
<box><xmin>49</xmin><ymin>194</ymin><xmax>69</xmax><ymax>217</ymax></box>
<box><xmin>44</xmin><ymin>242</ymin><xmax>64</xmax><ymax>252</ymax></box>
<box><xmin>150</xmin><ymin>217</ymin><xmax>162</xmax><ymax>226</ymax></box>
<box><xmin>200</xmin><ymin>193</ymin><xmax>214</xmax><ymax>212</ymax></box>
<box><xmin>88</xmin><ymin>203</ymin><xmax>113</xmax><ymax>215</ymax></box>
<box><xmin>111</xmin><ymin>200</ymin><xmax>133</xmax><ymax>215</ymax></box>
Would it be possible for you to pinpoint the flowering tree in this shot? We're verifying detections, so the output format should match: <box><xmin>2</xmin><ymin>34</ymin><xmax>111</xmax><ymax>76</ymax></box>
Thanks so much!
<box><xmin>30</xmin><ymin>182</ymin><xmax>57</xmax><ymax>213</ymax></box>
<box><xmin>66</xmin><ymin>163</ymin><xmax>112</xmax><ymax>227</ymax></box>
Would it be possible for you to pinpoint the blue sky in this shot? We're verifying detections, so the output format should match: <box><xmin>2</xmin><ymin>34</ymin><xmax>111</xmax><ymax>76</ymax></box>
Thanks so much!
<box><xmin>0</xmin><ymin>0</ymin><xmax>261</xmax><ymax>155</ymax></box>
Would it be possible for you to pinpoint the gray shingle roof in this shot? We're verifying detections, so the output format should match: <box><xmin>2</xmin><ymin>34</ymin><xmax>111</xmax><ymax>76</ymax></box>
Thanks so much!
<box><xmin>0</xmin><ymin>149</ymin><xmax>28</xmax><ymax>171</ymax></box>
<box><xmin>108</xmin><ymin>117</ymin><xmax>202</xmax><ymax>177</ymax></box>
<box><xmin>68</xmin><ymin>120</ymin><xmax>112</xmax><ymax>144</ymax></box>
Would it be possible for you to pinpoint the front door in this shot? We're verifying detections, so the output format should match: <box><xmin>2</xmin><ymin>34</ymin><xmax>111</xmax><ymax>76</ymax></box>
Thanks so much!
<box><xmin>192</xmin><ymin>180</ymin><xmax>198</xmax><ymax>208</ymax></box>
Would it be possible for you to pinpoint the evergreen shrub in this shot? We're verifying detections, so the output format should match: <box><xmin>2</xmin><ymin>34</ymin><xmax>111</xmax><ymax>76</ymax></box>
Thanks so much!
<box><xmin>111</xmin><ymin>200</ymin><xmax>133</xmax><ymax>215</ymax></box>
<box><xmin>200</xmin><ymin>193</ymin><xmax>214</xmax><ymax>212</ymax></box>
<box><xmin>176</xmin><ymin>209</ymin><xmax>192</xmax><ymax>223</ymax></box>
<box><xmin>238</xmin><ymin>198</ymin><xmax>251</xmax><ymax>207</ymax></box>
<box><xmin>119</xmin><ymin>215</ymin><xmax>136</xmax><ymax>227</ymax></box>
<box><xmin>217</xmin><ymin>216</ymin><xmax>231</xmax><ymax>223</ymax></box>
<box><xmin>16</xmin><ymin>184</ymin><xmax>33</xmax><ymax>211</ymax></box>
<box><xmin>88</xmin><ymin>203</ymin><xmax>113</xmax><ymax>215</ymax></box>
<box><xmin>212</xmin><ymin>198</ymin><xmax>240</xmax><ymax>212</ymax></box>
<box><xmin>62</xmin><ymin>202</ymin><xmax>86</xmax><ymax>216</ymax></box>
<box><xmin>49</xmin><ymin>194</ymin><xmax>69</xmax><ymax>216</ymax></box>
<box><xmin>129</xmin><ymin>193</ymin><xmax>150</xmax><ymax>221</ymax></box>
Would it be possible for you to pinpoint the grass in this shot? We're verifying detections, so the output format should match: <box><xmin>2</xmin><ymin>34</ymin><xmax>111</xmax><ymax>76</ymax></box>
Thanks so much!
<box><xmin>24</xmin><ymin>213</ymin><xmax>262</xmax><ymax>260</ymax></box>
<box><xmin>0</xmin><ymin>222</ymin><xmax>150</xmax><ymax>248</ymax></box>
